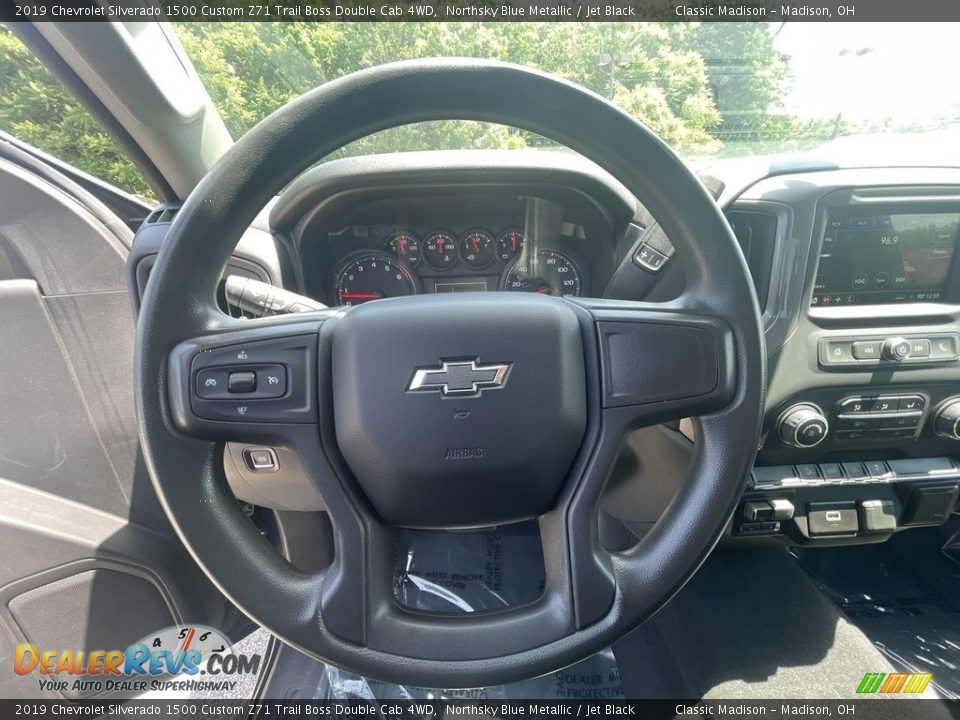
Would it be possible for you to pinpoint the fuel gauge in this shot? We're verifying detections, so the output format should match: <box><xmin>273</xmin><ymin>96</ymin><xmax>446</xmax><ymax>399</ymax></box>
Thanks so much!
<box><xmin>460</xmin><ymin>229</ymin><xmax>496</xmax><ymax>269</ymax></box>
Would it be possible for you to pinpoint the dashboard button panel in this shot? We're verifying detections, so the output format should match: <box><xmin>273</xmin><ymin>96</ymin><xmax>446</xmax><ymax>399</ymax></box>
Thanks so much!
<box><xmin>738</xmin><ymin>457</ymin><xmax>960</xmax><ymax>542</ymax></box>
<box><xmin>750</xmin><ymin>457</ymin><xmax>959</xmax><ymax>489</ymax></box>
<box><xmin>818</xmin><ymin>333</ymin><xmax>960</xmax><ymax>367</ymax></box>
<box><xmin>833</xmin><ymin>394</ymin><xmax>926</xmax><ymax>442</ymax></box>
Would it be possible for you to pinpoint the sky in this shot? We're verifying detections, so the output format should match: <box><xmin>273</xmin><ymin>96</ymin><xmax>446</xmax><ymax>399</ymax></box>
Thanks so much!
<box><xmin>774</xmin><ymin>22</ymin><xmax>960</xmax><ymax>127</ymax></box>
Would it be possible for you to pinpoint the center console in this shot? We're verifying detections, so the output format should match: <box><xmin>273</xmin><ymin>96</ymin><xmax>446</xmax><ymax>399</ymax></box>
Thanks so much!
<box><xmin>729</xmin><ymin>176</ymin><xmax>960</xmax><ymax>545</ymax></box>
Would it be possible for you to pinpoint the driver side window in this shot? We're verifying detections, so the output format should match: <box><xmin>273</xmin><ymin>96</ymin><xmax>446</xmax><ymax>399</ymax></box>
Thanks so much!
<box><xmin>0</xmin><ymin>24</ymin><xmax>154</xmax><ymax>201</ymax></box>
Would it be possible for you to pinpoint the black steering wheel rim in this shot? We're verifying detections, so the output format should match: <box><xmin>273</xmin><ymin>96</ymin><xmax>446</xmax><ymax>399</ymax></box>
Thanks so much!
<box><xmin>135</xmin><ymin>59</ymin><xmax>765</xmax><ymax>687</ymax></box>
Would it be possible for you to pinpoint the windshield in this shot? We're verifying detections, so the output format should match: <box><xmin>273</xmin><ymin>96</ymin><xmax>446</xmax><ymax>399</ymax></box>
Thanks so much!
<box><xmin>174</xmin><ymin>22</ymin><xmax>960</xmax><ymax>167</ymax></box>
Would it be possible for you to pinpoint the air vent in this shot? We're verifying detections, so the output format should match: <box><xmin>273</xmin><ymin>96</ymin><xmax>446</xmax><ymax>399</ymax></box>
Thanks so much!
<box><xmin>142</xmin><ymin>206</ymin><xmax>180</xmax><ymax>226</ymax></box>
<box><xmin>726</xmin><ymin>209</ymin><xmax>778</xmax><ymax>309</ymax></box>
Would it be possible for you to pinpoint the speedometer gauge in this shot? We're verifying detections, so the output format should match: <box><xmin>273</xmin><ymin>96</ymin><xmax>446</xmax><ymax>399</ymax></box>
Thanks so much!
<box><xmin>334</xmin><ymin>252</ymin><xmax>419</xmax><ymax>306</ymax></box>
<box><xmin>502</xmin><ymin>249</ymin><xmax>583</xmax><ymax>297</ymax></box>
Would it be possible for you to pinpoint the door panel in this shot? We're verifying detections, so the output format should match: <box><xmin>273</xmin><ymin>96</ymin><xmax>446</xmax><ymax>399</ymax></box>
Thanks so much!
<box><xmin>0</xmin><ymin>154</ymin><xmax>230</xmax><ymax>699</ymax></box>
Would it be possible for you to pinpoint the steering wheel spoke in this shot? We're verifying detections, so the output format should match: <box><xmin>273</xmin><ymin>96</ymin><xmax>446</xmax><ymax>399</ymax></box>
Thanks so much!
<box><xmin>578</xmin><ymin>298</ymin><xmax>739</xmax><ymax>430</ymax></box>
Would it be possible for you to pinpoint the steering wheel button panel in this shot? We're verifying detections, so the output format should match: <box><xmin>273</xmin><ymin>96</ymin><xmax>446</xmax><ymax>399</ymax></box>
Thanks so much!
<box><xmin>176</xmin><ymin>333</ymin><xmax>318</xmax><ymax>427</ymax></box>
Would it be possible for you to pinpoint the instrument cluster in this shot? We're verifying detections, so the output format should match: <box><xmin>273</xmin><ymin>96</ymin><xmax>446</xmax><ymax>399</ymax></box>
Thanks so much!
<box><xmin>331</xmin><ymin>226</ymin><xmax>586</xmax><ymax>307</ymax></box>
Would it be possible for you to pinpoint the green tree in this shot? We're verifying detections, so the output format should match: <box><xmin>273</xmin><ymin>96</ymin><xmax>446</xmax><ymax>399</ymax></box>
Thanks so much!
<box><xmin>0</xmin><ymin>25</ymin><xmax>153</xmax><ymax>197</ymax></box>
<box><xmin>0</xmin><ymin>21</ymin><xmax>839</xmax><ymax>197</ymax></box>
<box><xmin>688</xmin><ymin>23</ymin><xmax>838</xmax><ymax>154</ymax></box>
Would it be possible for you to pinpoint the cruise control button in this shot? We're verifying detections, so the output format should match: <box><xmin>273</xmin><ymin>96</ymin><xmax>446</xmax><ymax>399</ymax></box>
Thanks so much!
<box><xmin>256</xmin><ymin>365</ymin><xmax>287</xmax><ymax>398</ymax></box>
<box><xmin>196</xmin><ymin>369</ymin><xmax>230</xmax><ymax>399</ymax></box>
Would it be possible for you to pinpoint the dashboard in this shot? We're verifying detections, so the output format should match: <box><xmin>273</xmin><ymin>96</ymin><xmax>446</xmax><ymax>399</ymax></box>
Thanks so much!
<box><xmin>128</xmin><ymin>151</ymin><xmax>960</xmax><ymax>549</ymax></box>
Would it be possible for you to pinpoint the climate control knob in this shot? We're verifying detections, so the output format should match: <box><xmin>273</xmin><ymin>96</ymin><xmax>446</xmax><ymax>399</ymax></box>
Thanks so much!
<box><xmin>933</xmin><ymin>399</ymin><xmax>960</xmax><ymax>440</ymax></box>
<box><xmin>882</xmin><ymin>336</ymin><xmax>912</xmax><ymax>361</ymax></box>
<box><xmin>778</xmin><ymin>404</ymin><xmax>829</xmax><ymax>448</ymax></box>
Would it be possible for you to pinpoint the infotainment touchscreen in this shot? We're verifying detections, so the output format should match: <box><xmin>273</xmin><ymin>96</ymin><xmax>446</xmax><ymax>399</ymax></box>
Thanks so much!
<box><xmin>812</xmin><ymin>212</ymin><xmax>958</xmax><ymax>306</ymax></box>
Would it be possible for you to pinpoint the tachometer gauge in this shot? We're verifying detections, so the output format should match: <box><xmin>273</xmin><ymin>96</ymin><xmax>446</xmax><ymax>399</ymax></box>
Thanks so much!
<box><xmin>385</xmin><ymin>231</ymin><xmax>421</xmax><ymax>267</ymax></box>
<box><xmin>503</xmin><ymin>249</ymin><xmax>583</xmax><ymax>297</ymax></box>
<box><xmin>460</xmin><ymin>229</ymin><xmax>496</xmax><ymax>269</ymax></box>
<box><xmin>496</xmin><ymin>229</ymin><xmax>525</xmax><ymax>263</ymax></box>
<box><xmin>334</xmin><ymin>252</ymin><xmax>419</xmax><ymax>306</ymax></box>
<box><xmin>423</xmin><ymin>230</ymin><xmax>459</xmax><ymax>269</ymax></box>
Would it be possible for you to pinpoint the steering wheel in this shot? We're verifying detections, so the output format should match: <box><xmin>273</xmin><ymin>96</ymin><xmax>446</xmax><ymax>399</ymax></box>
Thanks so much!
<box><xmin>135</xmin><ymin>59</ymin><xmax>765</xmax><ymax>688</ymax></box>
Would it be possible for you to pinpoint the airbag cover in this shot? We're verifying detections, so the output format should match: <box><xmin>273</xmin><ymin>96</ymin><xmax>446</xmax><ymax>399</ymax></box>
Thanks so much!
<box><xmin>332</xmin><ymin>293</ymin><xmax>586</xmax><ymax>528</ymax></box>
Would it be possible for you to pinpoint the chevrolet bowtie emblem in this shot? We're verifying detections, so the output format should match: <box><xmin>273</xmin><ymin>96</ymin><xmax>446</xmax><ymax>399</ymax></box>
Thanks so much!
<box><xmin>408</xmin><ymin>359</ymin><xmax>511</xmax><ymax>397</ymax></box>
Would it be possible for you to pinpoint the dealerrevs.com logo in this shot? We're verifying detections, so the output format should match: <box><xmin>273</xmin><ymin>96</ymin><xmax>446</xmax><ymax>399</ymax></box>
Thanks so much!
<box><xmin>13</xmin><ymin>625</ymin><xmax>261</xmax><ymax>695</ymax></box>
<box><xmin>856</xmin><ymin>672</ymin><xmax>933</xmax><ymax>695</ymax></box>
